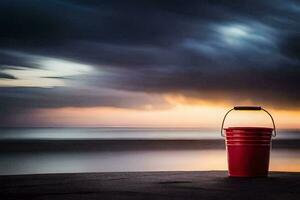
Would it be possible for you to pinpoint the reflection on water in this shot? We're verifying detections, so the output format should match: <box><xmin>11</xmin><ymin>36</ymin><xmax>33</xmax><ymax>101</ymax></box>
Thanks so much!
<box><xmin>0</xmin><ymin>128</ymin><xmax>300</xmax><ymax>175</ymax></box>
<box><xmin>271</xmin><ymin>150</ymin><xmax>300</xmax><ymax>172</ymax></box>
<box><xmin>0</xmin><ymin>150</ymin><xmax>300</xmax><ymax>175</ymax></box>
<box><xmin>0</xmin><ymin>150</ymin><xmax>226</xmax><ymax>175</ymax></box>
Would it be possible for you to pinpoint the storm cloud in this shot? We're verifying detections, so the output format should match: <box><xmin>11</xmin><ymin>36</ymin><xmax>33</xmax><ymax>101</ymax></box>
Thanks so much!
<box><xmin>1</xmin><ymin>0</ymin><xmax>300</xmax><ymax>124</ymax></box>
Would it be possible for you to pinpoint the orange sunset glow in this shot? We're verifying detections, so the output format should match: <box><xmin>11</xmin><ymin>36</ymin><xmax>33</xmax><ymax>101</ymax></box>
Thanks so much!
<box><xmin>22</xmin><ymin>95</ymin><xmax>300</xmax><ymax>129</ymax></box>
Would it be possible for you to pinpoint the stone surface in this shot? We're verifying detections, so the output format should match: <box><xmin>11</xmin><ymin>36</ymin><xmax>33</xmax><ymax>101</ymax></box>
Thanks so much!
<box><xmin>0</xmin><ymin>171</ymin><xmax>299</xmax><ymax>200</ymax></box>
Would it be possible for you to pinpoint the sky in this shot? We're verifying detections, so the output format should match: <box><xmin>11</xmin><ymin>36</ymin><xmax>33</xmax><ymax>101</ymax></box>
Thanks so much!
<box><xmin>0</xmin><ymin>0</ymin><xmax>300</xmax><ymax>128</ymax></box>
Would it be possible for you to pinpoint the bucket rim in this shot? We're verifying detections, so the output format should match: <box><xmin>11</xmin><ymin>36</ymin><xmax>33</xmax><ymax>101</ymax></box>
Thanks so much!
<box><xmin>225</xmin><ymin>136</ymin><xmax>271</xmax><ymax>139</ymax></box>
<box><xmin>226</xmin><ymin>140</ymin><xmax>271</xmax><ymax>142</ymax></box>
<box><xmin>226</xmin><ymin>144</ymin><xmax>271</xmax><ymax>146</ymax></box>
<box><xmin>224</xmin><ymin>127</ymin><xmax>273</xmax><ymax>131</ymax></box>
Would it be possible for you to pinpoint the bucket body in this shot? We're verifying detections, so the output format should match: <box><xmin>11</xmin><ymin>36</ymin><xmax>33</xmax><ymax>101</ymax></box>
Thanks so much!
<box><xmin>224</xmin><ymin>127</ymin><xmax>273</xmax><ymax>177</ymax></box>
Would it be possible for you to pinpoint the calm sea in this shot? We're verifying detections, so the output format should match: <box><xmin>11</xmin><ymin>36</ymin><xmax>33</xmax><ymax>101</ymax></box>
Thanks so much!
<box><xmin>0</xmin><ymin>128</ymin><xmax>299</xmax><ymax>175</ymax></box>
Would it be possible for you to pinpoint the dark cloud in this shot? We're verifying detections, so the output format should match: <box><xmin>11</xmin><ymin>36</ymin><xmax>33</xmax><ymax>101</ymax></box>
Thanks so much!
<box><xmin>0</xmin><ymin>87</ymin><xmax>169</xmax><ymax>111</ymax></box>
<box><xmin>1</xmin><ymin>0</ymin><xmax>300</xmax><ymax>125</ymax></box>
<box><xmin>0</xmin><ymin>72</ymin><xmax>16</xmax><ymax>79</ymax></box>
<box><xmin>280</xmin><ymin>34</ymin><xmax>300</xmax><ymax>60</ymax></box>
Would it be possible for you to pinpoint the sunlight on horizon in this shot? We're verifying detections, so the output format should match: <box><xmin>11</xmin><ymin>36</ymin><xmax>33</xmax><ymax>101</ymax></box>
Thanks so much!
<box><xmin>18</xmin><ymin>95</ymin><xmax>300</xmax><ymax>129</ymax></box>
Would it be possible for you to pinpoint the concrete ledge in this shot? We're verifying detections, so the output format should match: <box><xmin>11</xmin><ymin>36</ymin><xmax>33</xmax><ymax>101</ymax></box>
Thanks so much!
<box><xmin>0</xmin><ymin>171</ymin><xmax>299</xmax><ymax>200</ymax></box>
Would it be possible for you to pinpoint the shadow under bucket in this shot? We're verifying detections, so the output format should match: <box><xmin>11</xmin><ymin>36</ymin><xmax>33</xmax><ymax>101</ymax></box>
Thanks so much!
<box><xmin>221</xmin><ymin>107</ymin><xmax>276</xmax><ymax>177</ymax></box>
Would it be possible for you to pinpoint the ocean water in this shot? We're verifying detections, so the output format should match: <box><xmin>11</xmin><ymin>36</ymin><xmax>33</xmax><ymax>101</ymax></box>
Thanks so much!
<box><xmin>0</xmin><ymin>128</ymin><xmax>299</xmax><ymax>175</ymax></box>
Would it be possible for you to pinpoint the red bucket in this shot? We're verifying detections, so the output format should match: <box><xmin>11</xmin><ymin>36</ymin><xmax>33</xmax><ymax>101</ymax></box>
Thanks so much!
<box><xmin>221</xmin><ymin>107</ymin><xmax>276</xmax><ymax>177</ymax></box>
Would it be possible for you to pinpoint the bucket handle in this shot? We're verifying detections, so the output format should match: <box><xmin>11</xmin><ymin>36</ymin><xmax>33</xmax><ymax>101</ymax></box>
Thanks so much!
<box><xmin>221</xmin><ymin>106</ymin><xmax>276</xmax><ymax>137</ymax></box>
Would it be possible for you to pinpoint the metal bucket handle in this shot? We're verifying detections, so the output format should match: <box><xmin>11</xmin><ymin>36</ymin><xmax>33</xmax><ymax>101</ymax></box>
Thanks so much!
<box><xmin>221</xmin><ymin>106</ymin><xmax>276</xmax><ymax>137</ymax></box>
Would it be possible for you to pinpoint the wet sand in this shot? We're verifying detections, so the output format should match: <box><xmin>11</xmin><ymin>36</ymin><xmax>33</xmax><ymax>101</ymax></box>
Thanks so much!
<box><xmin>0</xmin><ymin>171</ymin><xmax>299</xmax><ymax>200</ymax></box>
